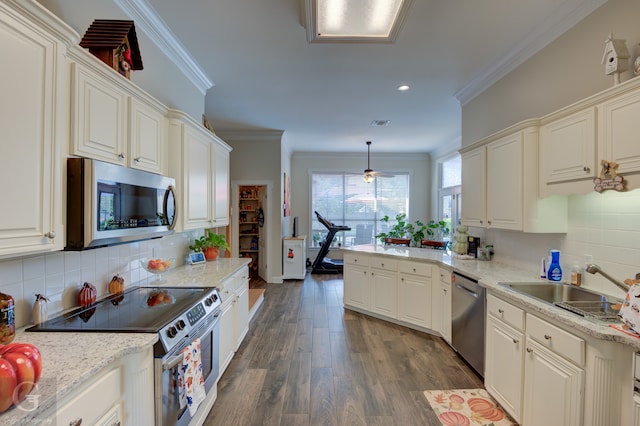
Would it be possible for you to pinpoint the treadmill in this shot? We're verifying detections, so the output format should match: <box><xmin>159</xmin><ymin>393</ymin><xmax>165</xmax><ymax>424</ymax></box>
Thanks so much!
<box><xmin>311</xmin><ymin>211</ymin><xmax>351</xmax><ymax>274</ymax></box>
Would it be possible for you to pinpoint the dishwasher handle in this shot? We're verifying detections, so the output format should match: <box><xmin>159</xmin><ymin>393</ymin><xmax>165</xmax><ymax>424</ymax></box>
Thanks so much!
<box><xmin>455</xmin><ymin>282</ymin><xmax>480</xmax><ymax>298</ymax></box>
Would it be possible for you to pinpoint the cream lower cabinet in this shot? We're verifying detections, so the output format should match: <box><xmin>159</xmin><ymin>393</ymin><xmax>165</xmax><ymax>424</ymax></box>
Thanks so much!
<box><xmin>369</xmin><ymin>257</ymin><xmax>398</xmax><ymax>319</ymax></box>
<box><xmin>486</xmin><ymin>292</ymin><xmax>633</xmax><ymax>426</ymax></box>
<box><xmin>219</xmin><ymin>266</ymin><xmax>250</xmax><ymax>376</ymax></box>
<box><xmin>398</xmin><ymin>261</ymin><xmax>433</xmax><ymax>329</ymax></box>
<box><xmin>437</xmin><ymin>268</ymin><xmax>452</xmax><ymax>343</ymax></box>
<box><xmin>343</xmin><ymin>252</ymin><xmax>371</xmax><ymax>311</ymax></box>
<box><xmin>0</xmin><ymin>1</ymin><xmax>68</xmax><ymax>258</ymax></box>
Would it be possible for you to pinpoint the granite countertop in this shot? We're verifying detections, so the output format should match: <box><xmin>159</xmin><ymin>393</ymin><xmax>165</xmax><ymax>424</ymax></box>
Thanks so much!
<box><xmin>346</xmin><ymin>245</ymin><xmax>640</xmax><ymax>351</ymax></box>
<box><xmin>0</xmin><ymin>257</ymin><xmax>250</xmax><ymax>425</ymax></box>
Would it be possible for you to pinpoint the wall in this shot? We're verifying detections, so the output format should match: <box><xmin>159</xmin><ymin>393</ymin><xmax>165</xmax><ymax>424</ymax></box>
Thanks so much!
<box><xmin>290</xmin><ymin>151</ymin><xmax>432</xmax><ymax>251</ymax></box>
<box><xmin>461</xmin><ymin>0</ymin><xmax>640</xmax><ymax>297</ymax></box>
<box><xmin>221</xmin><ymin>131</ymin><xmax>284</xmax><ymax>283</ymax></box>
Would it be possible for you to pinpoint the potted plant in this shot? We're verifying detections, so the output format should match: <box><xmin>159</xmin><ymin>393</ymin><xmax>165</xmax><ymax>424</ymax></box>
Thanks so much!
<box><xmin>421</xmin><ymin>220</ymin><xmax>450</xmax><ymax>249</ymax></box>
<box><xmin>189</xmin><ymin>230</ymin><xmax>230</xmax><ymax>260</ymax></box>
<box><xmin>375</xmin><ymin>213</ymin><xmax>412</xmax><ymax>246</ymax></box>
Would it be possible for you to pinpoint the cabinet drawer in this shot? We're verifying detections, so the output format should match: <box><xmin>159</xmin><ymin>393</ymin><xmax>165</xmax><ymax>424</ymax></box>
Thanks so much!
<box><xmin>439</xmin><ymin>268</ymin><xmax>452</xmax><ymax>285</ymax></box>
<box><xmin>56</xmin><ymin>366</ymin><xmax>121</xmax><ymax>425</ymax></box>
<box><xmin>370</xmin><ymin>257</ymin><xmax>397</xmax><ymax>271</ymax></box>
<box><xmin>344</xmin><ymin>252</ymin><xmax>370</xmax><ymax>267</ymax></box>
<box><xmin>399</xmin><ymin>261</ymin><xmax>432</xmax><ymax>277</ymax></box>
<box><xmin>526</xmin><ymin>313</ymin><xmax>585</xmax><ymax>366</ymax></box>
<box><xmin>487</xmin><ymin>294</ymin><xmax>524</xmax><ymax>331</ymax></box>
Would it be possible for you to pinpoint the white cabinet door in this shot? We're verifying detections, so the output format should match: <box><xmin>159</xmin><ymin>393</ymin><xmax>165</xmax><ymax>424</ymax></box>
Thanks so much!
<box><xmin>398</xmin><ymin>272</ymin><xmax>432</xmax><ymax>328</ymax></box>
<box><xmin>0</xmin><ymin>6</ymin><xmax>63</xmax><ymax>257</ymax></box>
<box><xmin>213</xmin><ymin>140</ymin><xmax>231</xmax><ymax>226</ymax></box>
<box><xmin>182</xmin><ymin>125</ymin><xmax>214</xmax><ymax>230</ymax></box>
<box><xmin>235</xmin><ymin>276</ymin><xmax>250</xmax><ymax>350</ymax></box>
<box><xmin>461</xmin><ymin>146</ymin><xmax>486</xmax><ymax>227</ymax></box>
<box><xmin>439</xmin><ymin>281</ymin><xmax>452</xmax><ymax>343</ymax></box>
<box><xmin>599</xmin><ymin>89</ymin><xmax>640</xmax><ymax>174</ymax></box>
<box><xmin>71</xmin><ymin>62</ymin><xmax>128</xmax><ymax>164</ymax></box>
<box><xmin>485</xmin><ymin>315</ymin><xmax>524</xmax><ymax>423</ymax></box>
<box><xmin>370</xmin><ymin>267</ymin><xmax>397</xmax><ymax>319</ymax></box>
<box><xmin>541</xmin><ymin>108</ymin><xmax>596</xmax><ymax>184</ymax></box>
<box><xmin>487</xmin><ymin>132</ymin><xmax>523</xmax><ymax>231</ymax></box>
<box><xmin>129</xmin><ymin>97</ymin><xmax>166</xmax><ymax>174</ymax></box>
<box><xmin>218</xmin><ymin>299</ymin><xmax>235</xmax><ymax>376</ymax></box>
<box><xmin>344</xmin><ymin>263</ymin><xmax>370</xmax><ymax>310</ymax></box>
<box><xmin>523</xmin><ymin>338</ymin><xmax>584</xmax><ymax>426</ymax></box>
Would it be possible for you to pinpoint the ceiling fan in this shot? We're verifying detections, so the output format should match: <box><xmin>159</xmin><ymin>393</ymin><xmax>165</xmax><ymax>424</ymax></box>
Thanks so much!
<box><xmin>363</xmin><ymin>141</ymin><xmax>393</xmax><ymax>183</ymax></box>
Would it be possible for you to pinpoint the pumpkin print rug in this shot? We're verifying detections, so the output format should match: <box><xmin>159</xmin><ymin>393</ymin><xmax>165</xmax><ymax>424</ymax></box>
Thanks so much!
<box><xmin>424</xmin><ymin>389</ymin><xmax>517</xmax><ymax>426</ymax></box>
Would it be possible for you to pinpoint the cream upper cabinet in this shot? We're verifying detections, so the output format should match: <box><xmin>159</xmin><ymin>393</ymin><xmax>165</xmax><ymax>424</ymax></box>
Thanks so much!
<box><xmin>0</xmin><ymin>1</ymin><xmax>71</xmax><ymax>258</ymax></box>
<box><xmin>598</xmin><ymin>89</ymin><xmax>640</xmax><ymax>175</ymax></box>
<box><xmin>70</xmin><ymin>49</ymin><xmax>168</xmax><ymax>174</ymax></box>
<box><xmin>129</xmin><ymin>97</ymin><xmax>167</xmax><ymax>174</ymax></box>
<box><xmin>461</xmin><ymin>146</ymin><xmax>486</xmax><ymax>227</ymax></box>
<box><xmin>71</xmin><ymin>61</ymin><xmax>128</xmax><ymax>164</ymax></box>
<box><xmin>541</xmin><ymin>108</ymin><xmax>596</xmax><ymax>186</ymax></box>
<box><xmin>486</xmin><ymin>131</ymin><xmax>523</xmax><ymax>230</ymax></box>
<box><xmin>167</xmin><ymin>110</ymin><xmax>231</xmax><ymax>231</ymax></box>
<box><xmin>213</xmin><ymin>140</ymin><xmax>231</xmax><ymax>226</ymax></box>
<box><xmin>462</xmin><ymin>123</ymin><xmax>567</xmax><ymax>233</ymax></box>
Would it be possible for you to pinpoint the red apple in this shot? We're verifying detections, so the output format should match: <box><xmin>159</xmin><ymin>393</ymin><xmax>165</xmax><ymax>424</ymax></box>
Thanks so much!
<box><xmin>2</xmin><ymin>352</ymin><xmax>35</xmax><ymax>402</ymax></box>
<box><xmin>0</xmin><ymin>358</ymin><xmax>17</xmax><ymax>413</ymax></box>
<box><xmin>0</xmin><ymin>343</ymin><xmax>42</xmax><ymax>382</ymax></box>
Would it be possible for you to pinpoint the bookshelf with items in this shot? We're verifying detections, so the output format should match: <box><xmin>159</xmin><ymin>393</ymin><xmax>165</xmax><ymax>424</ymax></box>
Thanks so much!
<box><xmin>238</xmin><ymin>185</ymin><xmax>263</xmax><ymax>279</ymax></box>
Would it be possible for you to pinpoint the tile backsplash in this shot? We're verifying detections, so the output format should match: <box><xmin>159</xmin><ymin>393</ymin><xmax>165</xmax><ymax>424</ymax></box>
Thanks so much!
<box><xmin>0</xmin><ymin>231</ymin><xmax>201</xmax><ymax>328</ymax></box>
<box><xmin>486</xmin><ymin>189</ymin><xmax>640</xmax><ymax>297</ymax></box>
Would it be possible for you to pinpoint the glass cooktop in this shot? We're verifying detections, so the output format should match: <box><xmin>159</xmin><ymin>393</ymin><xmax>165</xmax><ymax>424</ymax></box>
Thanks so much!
<box><xmin>26</xmin><ymin>286</ymin><xmax>215</xmax><ymax>333</ymax></box>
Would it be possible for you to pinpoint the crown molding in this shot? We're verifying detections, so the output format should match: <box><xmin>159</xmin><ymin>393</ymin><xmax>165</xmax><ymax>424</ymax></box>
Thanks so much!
<box><xmin>114</xmin><ymin>0</ymin><xmax>213</xmax><ymax>95</ymax></box>
<box><xmin>455</xmin><ymin>0</ymin><xmax>607</xmax><ymax>106</ymax></box>
<box><xmin>215</xmin><ymin>129</ymin><xmax>285</xmax><ymax>142</ymax></box>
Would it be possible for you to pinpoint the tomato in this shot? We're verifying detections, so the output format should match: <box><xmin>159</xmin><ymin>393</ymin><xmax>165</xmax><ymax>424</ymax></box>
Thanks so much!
<box><xmin>0</xmin><ymin>343</ymin><xmax>42</xmax><ymax>413</ymax></box>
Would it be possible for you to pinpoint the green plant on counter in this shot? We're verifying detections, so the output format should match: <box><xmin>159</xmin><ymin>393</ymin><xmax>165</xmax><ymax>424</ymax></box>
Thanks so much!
<box><xmin>375</xmin><ymin>213</ymin><xmax>410</xmax><ymax>243</ymax></box>
<box><xmin>189</xmin><ymin>230</ymin><xmax>230</xmax><ymax>252</ymax></box>
<box><xmin>426</xmin><ymin>220</ymin><xmax>450</xmax><ymax>241</ymax></box>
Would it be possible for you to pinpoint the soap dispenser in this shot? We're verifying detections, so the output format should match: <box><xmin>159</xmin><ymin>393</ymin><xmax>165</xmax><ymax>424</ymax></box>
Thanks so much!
<box><xmin>547</xmin><ymin>250</ymin><xmax>563</xmax><ymax>281</ymax></box>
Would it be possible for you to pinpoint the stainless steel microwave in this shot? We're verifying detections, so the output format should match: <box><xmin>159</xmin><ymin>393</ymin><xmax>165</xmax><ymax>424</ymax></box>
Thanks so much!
<box><xmin>66</xmin><ymin>158</ymin><xmax>176</xmax><ymax>250</ymax></box>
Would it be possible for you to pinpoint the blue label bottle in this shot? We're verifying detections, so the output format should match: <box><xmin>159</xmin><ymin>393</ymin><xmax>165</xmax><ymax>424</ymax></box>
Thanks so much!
<box><xmin>547</xmin><ymin>250</ymin><xmax>562</xmax><ymax>281</ymax></box>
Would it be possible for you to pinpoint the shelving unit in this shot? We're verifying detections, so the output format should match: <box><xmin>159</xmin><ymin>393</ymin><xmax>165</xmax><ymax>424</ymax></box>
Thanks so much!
<box><xmin>238</xmin><ymin>185</ymin><xmax>264</xmax><ymax>280</ymax></box>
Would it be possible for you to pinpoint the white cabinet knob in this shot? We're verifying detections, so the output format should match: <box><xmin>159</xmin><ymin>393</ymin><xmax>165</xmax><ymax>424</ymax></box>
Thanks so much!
<box><xmin>118</xmin><ymin>153</ymin><xmax>125</xmax><ymax>160</ymax></box>
<box><xmin>44</xmin><ymin>231</ymin><xmax>56</xmax><ymax>239</ymax></box>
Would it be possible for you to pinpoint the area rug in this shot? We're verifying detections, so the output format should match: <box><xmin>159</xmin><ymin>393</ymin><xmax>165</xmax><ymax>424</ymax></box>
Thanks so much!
<box><xmin>424</xmin><ymin>389</ymin><xmax>517</xmax><ymax>426</ymax></box>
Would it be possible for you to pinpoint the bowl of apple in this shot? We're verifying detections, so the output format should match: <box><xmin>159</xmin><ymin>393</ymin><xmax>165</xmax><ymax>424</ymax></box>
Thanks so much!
<box><xmin>140</xmin><ymin>258</ymin><xmax>175</xmax><ymax>283</ymax></box>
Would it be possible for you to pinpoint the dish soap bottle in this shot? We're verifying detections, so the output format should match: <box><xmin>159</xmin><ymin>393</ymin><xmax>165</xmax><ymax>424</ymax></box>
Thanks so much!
<box><xmin>547</xmin><ymin>250</ymin><xmax>563</xmax><ymax>281</ymax></box>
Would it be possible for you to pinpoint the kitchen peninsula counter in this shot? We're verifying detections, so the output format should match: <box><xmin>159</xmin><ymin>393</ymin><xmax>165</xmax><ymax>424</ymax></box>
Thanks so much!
<box><xmin>346</xmin><ymin>244</ymin><xmax>640</xmax><ymax>351</ymax></box>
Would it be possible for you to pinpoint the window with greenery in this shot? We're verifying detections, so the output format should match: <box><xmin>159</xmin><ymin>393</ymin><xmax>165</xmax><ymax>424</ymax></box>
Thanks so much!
<box><xmin>437</xmin><ymin>154</ymin><xmax>461</xmax><ymax>234</ymax></box>
<box><xmin>311</xmin><ymin>172</ymin><xmax>410</xmax><ymax>247</ymax></box>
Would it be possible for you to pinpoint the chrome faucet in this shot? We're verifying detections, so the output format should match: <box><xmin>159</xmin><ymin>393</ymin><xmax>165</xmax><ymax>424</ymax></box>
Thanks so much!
<box><xmin>585</xmin><ymin>264</ymin><xmax>628</xmax><ymax>293</ymax></box>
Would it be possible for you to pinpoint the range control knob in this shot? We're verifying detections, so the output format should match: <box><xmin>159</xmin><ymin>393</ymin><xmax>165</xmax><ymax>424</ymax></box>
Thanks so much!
<box><xmin>175</xmin><ymin>319</ymin><xmax>186</xmax><ymax>330</ymax></box>
<box><xmin>167</xmin><ymin>326</ymin><xmax>178</xmax><ymax>338</ymax></box>
<box><xmin>212</xmin><ymin>293</ymin><xmax>218</xmax><ymax>302</ymax></box>
<box><xmin>205</xmin><ymin>297</ymin><xmax>213</xmax><ymax>306</ymax></box>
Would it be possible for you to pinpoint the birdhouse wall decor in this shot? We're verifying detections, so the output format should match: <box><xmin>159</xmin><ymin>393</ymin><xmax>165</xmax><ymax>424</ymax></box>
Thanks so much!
<box><xmin>79</xmin><ymin>19</ymin><xmax>143</xmax><ymax>79</ymax></box>
<box><xmin>601</xmin><ymin>33</ymin><xmax>629</xmax><ymax>85</ymax></box>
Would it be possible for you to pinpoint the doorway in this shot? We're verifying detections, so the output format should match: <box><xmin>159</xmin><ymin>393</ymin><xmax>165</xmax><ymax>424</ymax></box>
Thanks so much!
<box><xmin>232</xmin><ymin>182</ymin><xmax>269</xmax><ymax>284</ymax></box>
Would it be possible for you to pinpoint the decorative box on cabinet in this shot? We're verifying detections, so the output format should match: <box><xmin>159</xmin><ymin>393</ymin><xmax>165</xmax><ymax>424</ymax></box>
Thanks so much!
<box><xmin>0</xmin><ymin>0</ymin><xmax>73</xmax><ymax>258</ymax></box>
<box><xmin>283</xmin><ymin>236</ymin><xmax>307</xmax><ymax>279</ymax></box>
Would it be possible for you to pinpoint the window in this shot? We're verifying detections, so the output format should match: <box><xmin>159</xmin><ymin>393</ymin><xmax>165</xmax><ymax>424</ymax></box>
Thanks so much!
<box><xmin>438</xmin><ymin>154</ymin><xmax>461</xmax><ymax>233</ymax></box>
<box><xmin>311</xmin><ymin>172</ymin><xmax>410</xmax><ymax>247</ymax></box>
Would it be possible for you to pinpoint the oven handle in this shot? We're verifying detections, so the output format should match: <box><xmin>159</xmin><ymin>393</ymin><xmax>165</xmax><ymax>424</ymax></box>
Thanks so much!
<box><xmin>162</xmin><ymin>310</ymin><xmax>220</xmax><ymax>371</ymax></box>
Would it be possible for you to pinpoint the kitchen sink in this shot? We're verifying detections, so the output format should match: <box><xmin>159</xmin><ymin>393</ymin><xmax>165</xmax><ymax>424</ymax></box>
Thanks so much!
<box><xmin>500</xmin><ymin>282</ymin><xmax>623</xmax><ymax>322</ymax></box>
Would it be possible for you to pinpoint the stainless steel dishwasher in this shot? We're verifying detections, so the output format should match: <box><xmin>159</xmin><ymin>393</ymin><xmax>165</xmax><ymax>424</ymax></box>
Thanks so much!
<box><xmin>451</xmin><ymin>272</ymin><xmax>485</xmax><ymax>377</ymax></box>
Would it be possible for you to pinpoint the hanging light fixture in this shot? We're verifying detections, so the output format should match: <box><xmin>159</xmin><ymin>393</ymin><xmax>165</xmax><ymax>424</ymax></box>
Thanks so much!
<box><xmin>363</xmin><ymin>141</ymin><xmax>375</xmax><ymax>183</ymax></box>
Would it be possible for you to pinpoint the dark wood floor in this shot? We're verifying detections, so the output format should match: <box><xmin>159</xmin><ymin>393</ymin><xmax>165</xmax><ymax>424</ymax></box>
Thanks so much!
<box><xmin>204</xmin><ymin>273</ymin><xmax>483</xmax><ymax>426</ymax></box>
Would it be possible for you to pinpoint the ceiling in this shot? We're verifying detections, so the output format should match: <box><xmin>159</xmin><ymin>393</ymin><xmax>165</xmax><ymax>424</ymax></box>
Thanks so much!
<box><xmin>41</xmin><ymin>0</ymin><xmax>605</xmax><ymax>154</ymax></box>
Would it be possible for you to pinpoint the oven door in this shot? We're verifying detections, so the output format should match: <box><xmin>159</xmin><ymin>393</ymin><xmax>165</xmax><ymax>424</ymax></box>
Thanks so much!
<box><xmin>155</xmin><ymin>311</ymin><xmax>220</xmax><ymax>426</ymax></box>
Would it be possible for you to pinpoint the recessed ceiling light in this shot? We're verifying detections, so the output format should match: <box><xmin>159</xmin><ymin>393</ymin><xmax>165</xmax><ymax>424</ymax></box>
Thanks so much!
<box><xmin>397</xmin><ymin>85</ymin><xmax>410</xmax><ymax>91</ymax></box>
<box><xmin>302</xmin><ymin>0</ymin><xmax>414</xmax><ymax>43</ymax></box>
